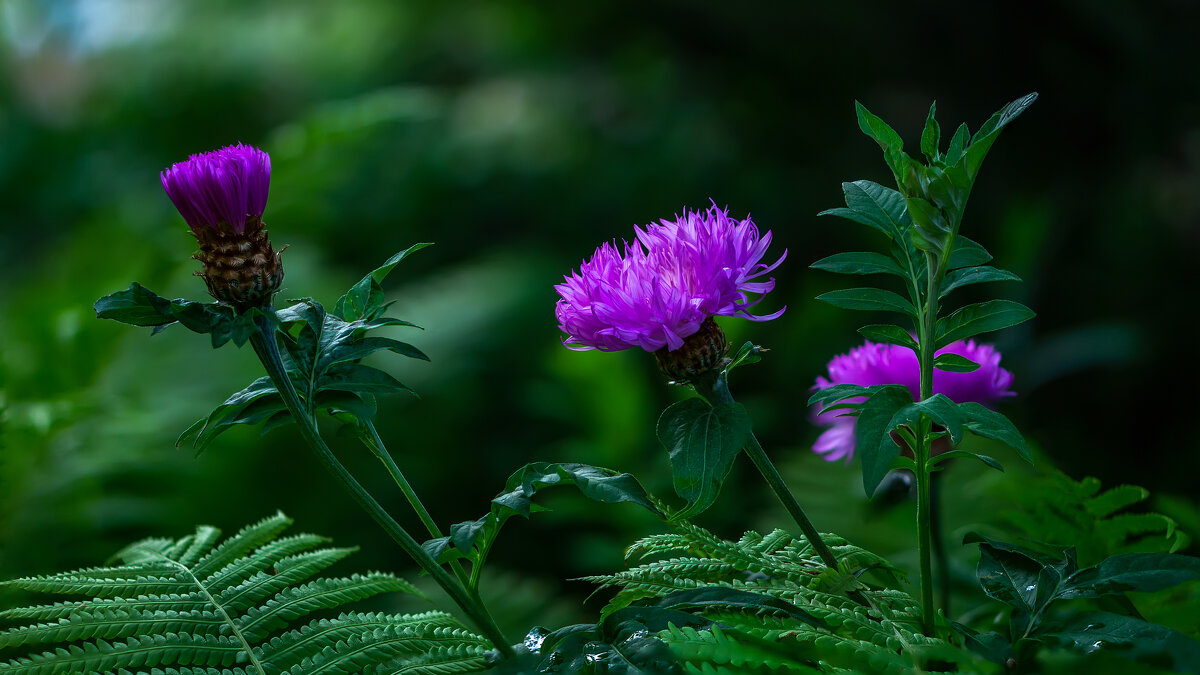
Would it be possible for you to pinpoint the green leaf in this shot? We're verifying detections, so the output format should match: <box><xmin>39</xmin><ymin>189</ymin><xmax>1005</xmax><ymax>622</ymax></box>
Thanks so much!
<box><xmin>1040</xmin><ymin>611</ymin><xmax>1200</xmax><ymax>674</ymax></box>
<box><xmin>914</xmin><ymin>394</ymin><xmax>965</xmax><ymax>445</ymax></box>
<box><xmin>933</xmin><ymin>352</ymin><xmax>980</xmax><ymax>372</ymax></box>
<box><xmin>920</xmin><ymin>102</ymin><xmax>940</xmax><ymax>161</ymax></box>
<box><xmin>854</xmin><ymin>386</ymin><xmax>913</xmax><ymax>496</ymax></box>
<box><xmin>855</xmin><ymin>100</ymin><xmax>904</xmax><ymax>151</ymax></box>
<box><xmin>935</xmin><ymin>299</ymin><xmax>1035</xmax><ymax>347</ymax></box>
<box><xmin>972</xmin><ymin>539</ymin><xmax>1062</xmax><ymax>635</ymax></box>
<box><xmin>904</xmin><ymin>196</ymin><xmax>949</xmax><ymax>253</ymax></box>
<box><xmin>939</xmin><ymin>266</ymin><xmax>1021</xmax><ymax>298</ymax></box>
<box><xmin>657</xmin><ymin>399</ymin><xmax>751</xmax><ymax>520</ymax></box>
<box><xmin>816</xmin><ymin>288</ymin><xmax>916</xmax><ymax>317</ymax></box>
<box><xmin>963</xmin><ymin>93</ymin><xmax>1037</xmax><ymax>179</ymax></box>
<box><xmin>810</xmin><ymin>251</ymin><xmax>905</xmax><ymax>277</ymax></box>
<box><xmin>944</xmin><ymin>123</ymin><xmax>970</xmax><ymax>167</ymax></box>
<box><xmin>818</xmin><ymin>180</ymin><xmax>910</xmax><ymax>240</ymax></box>
<box><xmin>724</xmin><ymin>341</ymin><xmax>763</xmax><ymax>375</ymax></box>
<box><xmin>427</xmin><ymin>463</ymin><xmax>662</xmax><ymax>566</ymax></box>
<box><xmin>1060</xmin><ymin>553</ymin><xmax>1200</xmax><ymax>599</ymax></box>
<box><xmin>806</xmin><ymin>383</ymin><xmax>883</xmax><ymax>409</ymax></box>
<box><xmin>959</xmin><ymin>402</ymin><xmax>1031</xmax><ymax>463</ymax></box>
<box><xmin>656</xmin><ymin>587</ymin><xmax>825</xmax><ymax>628</ymax></box>
<box><xmin>333</xmin><ymin>243</ymin><xmax>432</xmax><ymax>321</ymax></box>
<box><xmin>94</xmin><ymin>283</ymin><xmax>260</xmax><ymax>348</ymax></box>
<box><xmin>933</xmin><ymin>449</ymin><xmax>1003</xmax><ymax>472</ymax></box>
<box><xmin>946</xmin><ymin>235</ymin><xmax>993</xmax><ymax>269</ymax></box>
<box><xmin>857</xmin><ymin>324</ymin><xmax>918</xmax><ymax>350</ymax></box>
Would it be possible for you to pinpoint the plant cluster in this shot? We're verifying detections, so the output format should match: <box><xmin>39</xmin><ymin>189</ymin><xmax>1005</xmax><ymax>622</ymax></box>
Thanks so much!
<box><xmin>2</xmin><ymin>95</ymin><xmax>1198</xmax><ymax>674</ymax></box>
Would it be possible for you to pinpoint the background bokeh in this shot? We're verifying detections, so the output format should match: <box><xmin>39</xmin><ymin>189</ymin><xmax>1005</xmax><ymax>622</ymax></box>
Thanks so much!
<box><xmin>2</xmin><ymin>0</ymin><xmax>1198</xmax><ymax>637</ymax></box>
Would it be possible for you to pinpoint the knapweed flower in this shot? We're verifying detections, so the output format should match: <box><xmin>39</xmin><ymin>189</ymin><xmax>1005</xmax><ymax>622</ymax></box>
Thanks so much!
<box><xmin>161</xmin><ymin>143</ymin><xmax>283</xmax><ymax>312</ymax></box>
<box><xmin>554</xmin><ymin>204</ymin><xmax>785</xmax><ymax>379</ymax></box>
<box><xmin>811</xmin><ymin>340</ymin><xmax>1015</xmax><ymax>462</ymax></box>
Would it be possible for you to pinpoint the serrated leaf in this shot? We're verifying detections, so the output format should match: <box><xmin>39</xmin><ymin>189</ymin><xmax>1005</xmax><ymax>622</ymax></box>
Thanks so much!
<box><xmin>657</xmin><ymin>399</ymin><xmax>751</xmax><ymax>520</ymax></box>
<box><xmin>810</xmin><ymin>251</ymin><xmax>905</xmax><ymax>277</ymax></box>
<box><xmin>857</xmin><ymin>324</ymin><xmax>918</xmax><ymax>350</ymax></box>
<box><xmin>939</xmin><ymin>266</ymin><xmax>1021</xmax><ymax>298</ymax></box>
<box><xmin>816</xmin><ymin>288</ymin><xmax>916</xmax><ymax>317</ymax></box>
<box><xmin>933</xmin><ymin>352</ymin><xmax>980</xmax><ymax>373</ymax></box>
<box><xmin>959</xmin><ymin>402</ymin><xmax>1031</xmax><ymax>463</ymax></box>
<box><xmin>94</xmin><ymin>283</ymin><xmax>260</xmax><ymax>348</ymax></box>
<box><xmin>935</xmin><ymin>299</ymin><xmax>1035</xmax><ymax>347</ymax></box>
<box><xmin>854</xmin><ymin>385</ymin><xmax>913</xmax><ymax>496</ymax></box>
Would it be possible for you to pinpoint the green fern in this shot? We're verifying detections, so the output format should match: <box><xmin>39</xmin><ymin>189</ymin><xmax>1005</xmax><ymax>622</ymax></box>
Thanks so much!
<box><xmin>586</xmin><ymin>521</ymin><xmax>995</xmax><ymax>674</ymax></box>
<box><xmin>0</xmin><ymin>512</ymin><xmax>491</xmax><ymax>675</ymax></box>
<box><xmin>990</xmin><ymin>470</ymin><xmax>1188</xmax><ymax>563</ymax></box>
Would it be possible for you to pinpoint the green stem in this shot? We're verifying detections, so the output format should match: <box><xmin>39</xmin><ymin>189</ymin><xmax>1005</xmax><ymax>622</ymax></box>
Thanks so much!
<box><xmin>914</xmin><ymin>250</ymin><xmax>941</xmax><ymax>636</ymax></box>
<box><xmin>931</xmin><ymin>470</ymin><xmax>951</xmax><ymax>617</ymax></box>
<box><xmin>248</xmin><ymin>315</ymin><xmax>514</xmax><ymax>659</ymax></box>
<box><xmin>359</xmin><ymin>422</ymin><xmax>474</xmax><ymax>591</ymax></box>
<box><xmin>698</xmin><ymin>374</ymin><xmax>839</xmax><ymax>570</ymax></box>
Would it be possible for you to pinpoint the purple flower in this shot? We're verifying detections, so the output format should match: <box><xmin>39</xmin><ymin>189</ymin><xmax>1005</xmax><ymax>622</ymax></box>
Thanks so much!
<box><xmin>555</xmin><ymin>204</ymin><xmax>786</xmax><ymax>352</ymax></box>
<box><xmin>811</xmin><ymin>340</ymin><xmax>1015</xmax><ymax>462</ymax></box>
<box><xmin>161</xmin><ymin>143</ymin><xmax>271</xmax><ymax>233</ymax></box>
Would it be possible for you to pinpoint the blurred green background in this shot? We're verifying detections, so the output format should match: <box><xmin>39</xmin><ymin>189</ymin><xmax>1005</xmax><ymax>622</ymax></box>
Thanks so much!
<box><xmin>2</xmin><ymin>0</ymin><xmax>1198</xmax><ymax>637</ymax></box>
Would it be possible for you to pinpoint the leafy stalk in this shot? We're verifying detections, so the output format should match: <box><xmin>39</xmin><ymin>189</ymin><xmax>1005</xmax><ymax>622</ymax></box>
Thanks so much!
<box><xmin>693</xmin><ymin>372</ymin><xmax>839</xmax><ymax>570</ymax></box>
<box><xmin>248</xmin><ymin>314</ymin><xmax>515</xmax><ymax>659</ymax></box>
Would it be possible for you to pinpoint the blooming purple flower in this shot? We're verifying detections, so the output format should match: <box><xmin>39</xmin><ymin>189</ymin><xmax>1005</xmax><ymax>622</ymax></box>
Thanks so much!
<box><xmin>555</xmin><ymin>204</ymin><xmax>786</xmax><ymax>352</ymax></box>
<box><xmin>811</xmin><ymin>340</ymin><xmax>1015</xmax><ymax>462</ymax></box>
<box><xmin>161</xmin><ymin>143</ymin><xmax>271</xmax><ymax>233</ymax></box>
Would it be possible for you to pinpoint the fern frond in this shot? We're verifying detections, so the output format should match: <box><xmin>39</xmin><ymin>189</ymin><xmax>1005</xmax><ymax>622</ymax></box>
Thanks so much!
<box><xmin>1</xmin><ymin>514</ymin><xmax>490</xmax><ymax>675</ymax></box>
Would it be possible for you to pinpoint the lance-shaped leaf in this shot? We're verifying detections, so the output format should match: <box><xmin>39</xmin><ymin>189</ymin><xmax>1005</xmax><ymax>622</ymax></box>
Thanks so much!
<box><xmin>933</xmin><ymin>352</ymin><xmax>980</xmax><ymax>372</ymax></box>
<box><xmin>333</xmin><ymin>243</ymin><xmax>432</xmax><ymax>322</ymax></box>
<box><xmin>935</xmin><ymin>299</ymin><xmax>1035</xmax><ymax>347</ymax></box>
<box><xmin>920</xmin><ymin>101</ymin><xmax>941</xmax><ymax>162</ymax></box>
<box><xmin>810</xmin><ymin>251</ymin><xmax>905</xmax><ymax>277</ymax></box>
<box><xmin>858</xmin><ymin>324</ymin><xmax>918</xmax><ymax>351</ymax></box>
<box><xmin>817</xmin><ymin>288</ymin><xmax>917</xmax><ymax>318</ymax></box>
<box><xmin>946</xmin><ymin>235</ymin><xmax>993</xmax><ymax>269</ymax></box>
<box><xmin>1059</xmin><ymin>552</ymin><xmax>1200</xmax><ymax>599</ymax></box>
<box><xmin>959</xmin><ymin>402</ymin><xmax>1031</xmax><ymax>463</ymax></box>
<box><xmin>1039</xmin><ymin>611</ymin><xmax>1200</xmax><ymax>675</ymax></box>
<box><xmin>963</xmin><ymin>93</ymin><xmax>1038</xmax><ymax>180</ymax></box>
<box><xmin>818</xmin><ymin>180</ymin><xmax>910</xmax><ymax>240</ymax></box>
<box><xmin>939</xmin><ymin>266</ymin><xmax>1021</xmax><ymax>298</ymax></box>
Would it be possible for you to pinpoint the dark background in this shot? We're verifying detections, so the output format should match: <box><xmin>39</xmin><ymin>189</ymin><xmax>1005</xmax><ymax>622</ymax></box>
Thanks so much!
<box><xmin>2</xmin><ymin>0</ymin><xmax>1198</xmax><ymax>635</ymax></box>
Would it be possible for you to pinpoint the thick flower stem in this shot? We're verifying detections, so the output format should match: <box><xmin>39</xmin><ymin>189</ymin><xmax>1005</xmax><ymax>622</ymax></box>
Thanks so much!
<box><xmin>697</xmin><ymin>374</ymin><xmax>839</xmax><ymax>570</ymax></box>
<box><xmin>248</xmin><ymin>315</ymin><xmax>514</xmax><ymax>659</ymax></box>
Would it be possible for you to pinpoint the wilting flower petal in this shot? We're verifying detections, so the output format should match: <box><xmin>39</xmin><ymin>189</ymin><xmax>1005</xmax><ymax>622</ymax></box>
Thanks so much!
<box><xmin>554</xmin><ymin>204</ymin><xmax>786</xmax><ymax>353</ymax></box>
<box><xmin>811</xmin><ymin>340</ymin><xmax>1014</xmax><ymax>462</ymax></box>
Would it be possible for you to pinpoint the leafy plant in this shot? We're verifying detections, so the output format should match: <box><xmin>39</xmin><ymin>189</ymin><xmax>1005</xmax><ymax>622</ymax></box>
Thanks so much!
<box><xmin>575</xmin><ymin>520</ymin><xmax>991</xmax><ymax>674</ymax></box>
<box><xmin>0</xmin><ymin>512</ymin><xmax>491</xmax><ymax>674</ymax></box>
<box><xmin>956</xmin><ymin>533</ymin><xmax>1200</xmax><ymax>673</ymax></box>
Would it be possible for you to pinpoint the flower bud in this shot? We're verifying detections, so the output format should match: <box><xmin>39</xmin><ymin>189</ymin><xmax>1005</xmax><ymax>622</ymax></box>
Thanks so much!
<box><xmin>654</xmin><ymin>317</ymin><xmax>729</xmax><ymax>381</ymax></box>
<box><xmin>161</xmin><ymin>143</ymin><xmax>283</xmax><ymax>312</ymax></box>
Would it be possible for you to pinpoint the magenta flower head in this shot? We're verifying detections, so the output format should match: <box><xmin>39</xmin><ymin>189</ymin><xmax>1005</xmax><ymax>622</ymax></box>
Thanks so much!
<box><xmin>160</xmin><ymin>143</ymin><xmax>283</xmax><ymax>312</ymax></box>
<box><xmin>554</xmin><ymin>204</ymin><xmax>785</xmax><ymax>380</ymax></box>
<box><xmin>811</xmin><ymin>340</ymin><xmax>1015</xmax><ymax>462</ymax></box>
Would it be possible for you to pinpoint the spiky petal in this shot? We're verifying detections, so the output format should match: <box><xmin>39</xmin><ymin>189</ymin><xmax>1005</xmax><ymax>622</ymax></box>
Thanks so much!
<box><xmin>554</xmin><ymin>204</ymin><xmax>786</xmax><ymax>354</ymax></box>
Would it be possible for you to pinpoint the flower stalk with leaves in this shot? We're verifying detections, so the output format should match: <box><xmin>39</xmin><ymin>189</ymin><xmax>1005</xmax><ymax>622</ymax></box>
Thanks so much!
<box><xmin>555</xmin><ymin>204</ymin><xmax>839</xmax><ymax>569</ymax></box>
<box><xmin>812</xmin><ymin>95</ymin><xmax>1039</xmax><ymax>635</ymax></box>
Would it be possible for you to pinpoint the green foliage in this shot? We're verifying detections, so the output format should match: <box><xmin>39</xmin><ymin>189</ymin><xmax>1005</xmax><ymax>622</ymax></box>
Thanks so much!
<box><xmin>94</xmin><ymin>283</ymin><xmax>264</xmax><ymax>349</ymax></box>
<box><xmin>655</xmin><ymin>398</ymin><xmax>750</xmax><ymax>520</ymax></box>
<box><xmin>578</xmin><ymin>520</ymin><xmax>981</xmax><ymax>673</ymax></box>
<box><xmin>145</xmin><ymin>247</ymin><xmax>431</xmax><ymax>452</ymax></box>
<box><xmin>0</xmin><ymin>512</ymin><xmax>490</xmax><ymax>675</ymax></box>
<box><xmin>989</xmin><ymin>471</ymin><xmax>1189</xmax><ymax>563</ymax></box>
<box><xmin>959</xmin><ymin>533</ymin><xmax>1200</xmax><ymax>673</ymax></box>
<box><xmin>422</xmin><ymin>463</ymin><xmax>661</xmax><ymax>593</ymax></box>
